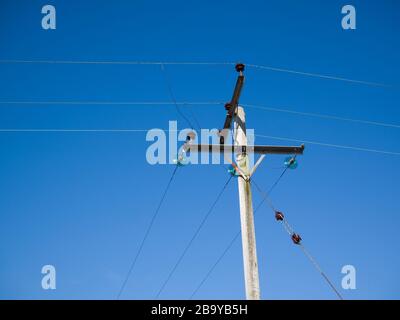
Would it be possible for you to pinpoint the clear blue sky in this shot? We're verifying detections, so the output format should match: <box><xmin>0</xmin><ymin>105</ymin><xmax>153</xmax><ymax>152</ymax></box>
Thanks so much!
<box><xmin>0</xmin><ymin>0</ymin><xmax>399</xmax><ymax>300</ymax></box>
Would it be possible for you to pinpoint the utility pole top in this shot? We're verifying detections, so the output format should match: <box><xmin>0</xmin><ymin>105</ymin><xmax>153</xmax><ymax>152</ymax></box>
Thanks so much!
<box><xmin>219</xmin><ymin>63</ymin><xmax>246</xmax><ymax>144</ymax></box>
<box><xmin>235</xmin><ymin>63</ymin><xmax>245</xmax><ymax>73</ymax></box>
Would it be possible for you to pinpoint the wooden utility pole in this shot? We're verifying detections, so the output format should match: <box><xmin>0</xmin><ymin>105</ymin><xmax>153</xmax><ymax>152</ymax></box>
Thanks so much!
<box><xmin>235</xmin><ymin>106</ymin><xmax>260</xmax><ymax>300</ymax></box>
<box><xmin>184</xmin><ymin>63</ymin><xmax>305</xmax><ymax>300</ymax></box>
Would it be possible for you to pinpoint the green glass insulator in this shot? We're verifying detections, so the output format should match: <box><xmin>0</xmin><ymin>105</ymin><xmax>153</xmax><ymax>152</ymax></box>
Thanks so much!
<box><xmin>228</xmin><ymin>165</ymin><xmax>239</xmax><ymax>176</ymax></box>
<box><xmin>284</xmin><ymin>157</ymin><xmax>298</xmax><ymax>169</ymax></box>
<box><xmin>173</xmin><ymin>154</ymin><xmax>189</xmax><ymax>166</ymax></box>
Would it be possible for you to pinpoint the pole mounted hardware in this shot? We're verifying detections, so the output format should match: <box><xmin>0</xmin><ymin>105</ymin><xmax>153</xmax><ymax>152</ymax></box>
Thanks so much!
<box><xmin>177</xmin><ymin>63</ymin><xmax>305</xmax><ymax>300</ymax></box>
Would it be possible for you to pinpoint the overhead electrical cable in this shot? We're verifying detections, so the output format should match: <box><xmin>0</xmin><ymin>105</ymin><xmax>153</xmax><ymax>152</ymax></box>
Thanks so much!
<box><xmin>0</xmin><ymin>101</ymin><xmax>223</xmax><ymax>106</ymax></box>
<box><xmin>160</xmin><ymin>64</ymin><xmax>196</xmax><ymax>130</ymax></box>
<box><xmin>2</xmin><ymin>100</ymin><xmax>398</xmax><ymax>130</ymax></box>
<box><xmin>255</xmin><ymin>134</ymin><xmax>400</xmax><ymax>156</ymax></box>
<box><xmin>0</xmin><ymin>128</ymin><xmax>398</xmax><ymax>156</ymax></box>
<box><xmin>117</xmin><ymin>165</ymin><xmax>179</xmax><ymax>299</ymax></box>
<box><xmin>118</xmin><ymin>63</ymin><xmax>195</xmax><ymax>299</ymax></box>
<box><xmin>155</xmin><ymin>175</ymin><xmax>233</xmax><ymax>299</ymax></box>
<box><xmin>243</xmin><ymin>103</ymin><xmax>400</xmax><ymax>129</ymax></box>
<box><xmin>246</xmin><ymin>63</ymin><xmax>394</xmax><ymax>88</ymax></box>
<box><xmin>0</xmin><ymin>59</ymin><xmax>393</xmax><ymax>87</ymax></box>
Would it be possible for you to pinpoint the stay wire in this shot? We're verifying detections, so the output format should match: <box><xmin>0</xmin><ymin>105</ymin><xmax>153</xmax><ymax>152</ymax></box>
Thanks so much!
<box><xmin>251</xmin><ymin>178</ymin><xmax>344</xmax><ymax>300</ymax></box>
<box><xmin>189</xmin><ymin>164</ymin><xmax>292</xmax><ymax>298</ymax></box>
<box><xmin>155</xmin><ymin>175</ymin><xmax>233</xmax><ymax>298</ymax></box>
<box><xmin>299</xmin><ymin>244</ymin><xmax>344</xmax><ymax>300</ymax></box>
<box><xmin>252</xmin><ymin>156</ymin><xmax>295</xmax><ymax>213</ymax></box>
<box><xmin>117</xmin><ymin>164</ymin><xmax>179</xmax><ymax>299</ymax></box>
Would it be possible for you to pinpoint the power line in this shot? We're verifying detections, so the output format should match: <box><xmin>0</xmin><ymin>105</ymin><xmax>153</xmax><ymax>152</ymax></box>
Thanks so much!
<box><xmin>160</xmin><ymin>64</ymin><xmax>197</xmax><ymax>130</ymax></box>
<box><xmin>0</xmin><ymin>59</ymin><xmax>363</xmax><ymax>299</ymax></box>
<box><xmin>0</xmin><ymin>59</ymin><xmax>393</xmax><ymax>88</ymax></box>
<box><xmin>0</xmin><ymin>129</ymin><xmax>151</xmax><ymax>132</ymax></box>
<box><xmin>0</xmin><ymin>101</ymin><xmax>223</xmax><ymax>106</ymax></box>
<box><xmin>2</xmin><ymin>100</ymin><xmax>399</xmax><ymax>130</ymax></box>
<box><xmin>153</xmin><ymin>63</ymin><xmax>213</xmax><ymax>299</ymax></box>
<box><xmin>243</xmin><ymin>103</ymin><xmax>400</xmax><ymax>129</ymax></box>
<box><xmin>153</xmin><ymin>80</ymin><xmax>226</xmax><ymax>298</ymax></box>
<box><xmin>1</xmin><ymin>128</ymin><xmax>399</xmax><ymax>156</ymax></box>
<box><xmin>246</xmin><ymin>63</ymin><xmax>394</xmax><ymax>88</ymax></box>
<box><xmin>155</xmin><ymin>175</ymin><xmax>232</xmax><ymax>299</ymax></box>
<box><xmin>118</xmin><ymin>61</ymin><xmax>198</xmax><ymax>299</ymax></box>
<box><xmin>117</xmin><ymin>165</ymin><xmax>179</xmax><ymax>299</ymax></box>
<box><xmin>255</xmin><ymin>134</ymin><xmax>400</xmax><ymax>156</ymax></box>
<box><xmin>0</xmin><ymin>59</ymin><xmax>234</xmax><ymax>66</ymax></box>
<box><xmin>186</xmin><ymin>103</ymin><xmax>202</xmax><ymax>131</ymax></box>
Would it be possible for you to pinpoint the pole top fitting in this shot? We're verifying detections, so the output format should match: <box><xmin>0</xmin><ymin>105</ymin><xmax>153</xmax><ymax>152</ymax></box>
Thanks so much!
<box><xmin>235</xmin><ymin>63</ymin><xmax>245</xmax><ymax>73</ymax></box>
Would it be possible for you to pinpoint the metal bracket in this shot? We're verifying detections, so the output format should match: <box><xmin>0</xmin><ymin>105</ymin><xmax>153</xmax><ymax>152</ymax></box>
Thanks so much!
<box><xmin>249</xmin><ymin>154</ymin><xmax>266</xmax><ymax>177</ymax></box>
<box><xmin>224</xmin><ymin>153</ymin><xmax>249</xmax><ymax>181</ymax></box>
